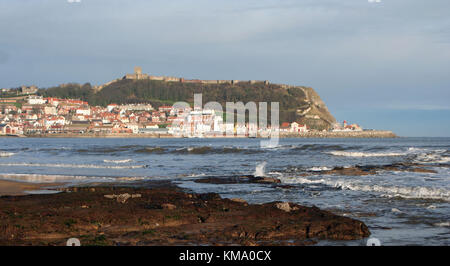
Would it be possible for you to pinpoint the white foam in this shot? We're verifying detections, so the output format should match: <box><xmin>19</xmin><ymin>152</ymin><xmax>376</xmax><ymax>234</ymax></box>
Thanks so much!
<box><xmin>103</xmin><ymin>159</ymin><xmax>133</xmax><ymax>164</ymax></box>
<box><xmin>281</xmin><ymin>176</ymin><xmax>450</xmax><ymax>201</ymax></box>
<box><xmin>0</xmin><ymin>173</ymin><xmax>113</xmax><ymax>183</ymax></box>
<box><xmin>254</xmin><ymin>162</ymin><xmax>267</xmax><ymax>177</ymax></box>
<box><xmin>187</xmin><ymin>173</ymin><xmax>206</xmax><ymax>178</ymax></box>
<box><xmin>308</xmin><ymin>166</ymin><xmax>332</xmax><ymax>171</ymax></box>
<box><xmin>404</xmin><ymin>147</ymin><xmax>450</xmax><ymax>164</ymax></box>
<box><xmin>0</xmin><ymin>162</ymin><xmax>147</xmax><ymax>169</ymax></box>
<box><xmin>414</xmin><ymin>153</ymin><xmax>450</xmax><ymax>164</ymax></box>
<box><xmin>0</xmin><ymin>152</ymin><xmax>15</xmax><ymax>157</ymax></box>
<box><xmin>327</xmin><ymin>151</ymin><xmax>406</xmax><ymax>157</ymax></box>
<box><xmin>433</xmin><ymin>222</ymin><xmax>450</xmax><ymax>227</ymax></box>
<box><xmin>391</xmin><ymin>208</ymin><xmax>403</xmax><ymax>213</ymax></box>
<box><xmin>24</xmin><ymin>190</ymin><xmax>62</xmax><ymax>195</ymax></box>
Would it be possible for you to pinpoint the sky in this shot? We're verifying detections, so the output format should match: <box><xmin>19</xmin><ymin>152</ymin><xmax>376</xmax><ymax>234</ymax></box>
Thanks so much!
<box><xmin>0</xmin><ymin>0</ymin><xmax>449</xmax><ymax>137</ymax></box>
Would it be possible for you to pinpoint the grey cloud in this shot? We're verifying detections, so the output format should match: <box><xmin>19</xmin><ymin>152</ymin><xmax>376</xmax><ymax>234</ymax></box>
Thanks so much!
<box><xmin>0</xmin><ymin>51</ymin><xmax>8</xmax><ymax>64</ymax></box>
<box><xmin>0</xmin><ymin>0</ymin><xmax>449</xmax><ymax>135</ymax></box>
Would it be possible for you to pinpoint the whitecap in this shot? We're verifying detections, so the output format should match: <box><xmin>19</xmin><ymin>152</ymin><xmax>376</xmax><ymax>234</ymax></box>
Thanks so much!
<box><xmin>280</xmin><ymin>176</ymin><xmax>450</xmax><ymax>201</ymax></box>
<box><xmin>391</xmin><ymin>208</ymin><xmax>403</xmax><ymax>213</ymax></box>
<box><xmin>433</xmin><ymin>222</ymin><xmax>450</xmax><ymax>227</ymax></box>
<box><xmin>326</xmin><ymin>151</ymin><xmax>406</xmax><ymax>157</ymax></box>
<box><xmin>103</xmin><ymin>159</ymin><xmax>133</xmax><ymax>164</ymax></box>
<box><xmin>0</xmin><ymin>162</ymin><xmax>147</xmax><ymax>169</ymax></box>
<box><xmin>0</xmin><ymin>152</ymin><xmax>15</xmax><ymax>157</ymax></box>
<box><xmin>0</xmin><ymin>173</ymin><xmax>114</xmax><ymax>183</ymax></box>
<box><xmin>254</xmin><ymin>162</ymin><xmax>267</xmax><ymax>177</ymax></box>
<box><xmin>307</xmin><ymin>166</ymin><xmax>332</xmax><ymax>171</ymax></box>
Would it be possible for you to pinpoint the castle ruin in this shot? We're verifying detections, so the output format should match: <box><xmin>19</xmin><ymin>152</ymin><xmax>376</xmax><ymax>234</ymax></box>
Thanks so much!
<box><xmin>93</xmin><ymin>67</ymin><xmax>273</xmax><ymax>92</ymax></box>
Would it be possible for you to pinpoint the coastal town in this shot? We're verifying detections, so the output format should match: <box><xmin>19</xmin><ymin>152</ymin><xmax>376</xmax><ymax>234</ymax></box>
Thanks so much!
<box><xmin>0</xmin><ymin>88</ymin><xmax>365</xmax><ymax>138</ymax></box>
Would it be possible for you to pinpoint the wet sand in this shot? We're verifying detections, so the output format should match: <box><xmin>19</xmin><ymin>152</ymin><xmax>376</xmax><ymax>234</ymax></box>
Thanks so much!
<box><xmin>0</xmin><ymin>180</ymin><xmax>62</xmax><ymax>196</ymax></box>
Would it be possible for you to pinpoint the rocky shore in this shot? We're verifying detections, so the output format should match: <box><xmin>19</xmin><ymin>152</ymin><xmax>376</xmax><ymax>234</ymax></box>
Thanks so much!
<box><xmin>0</xmin><ymin>181</ymin><xmax>370</xmax><ymax>246</ymax></box>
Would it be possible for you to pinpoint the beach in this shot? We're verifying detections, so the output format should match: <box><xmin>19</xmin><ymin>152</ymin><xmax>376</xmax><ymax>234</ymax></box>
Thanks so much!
<box><xmin>0</xmin><ymin>180</ymin><xmax>62</xmax><ymax>196</ymax></box>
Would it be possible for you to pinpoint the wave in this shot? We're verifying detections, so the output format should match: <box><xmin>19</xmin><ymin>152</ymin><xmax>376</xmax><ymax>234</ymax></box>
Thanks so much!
<box><xmin>0</xmin><ymin>163</ymin><xmax>148</xmax><ymax>169</ymax></box>
<box><xmin>292</xmin><ymin>144</ymin><xmax>353</xmax><ymax>151</ymax></box>
<box><xmin>280</xmin><ymin>176</ymin><xmax>450</xmax><ymax>201</ymax></box>
<box><xmin>0</xmin><ymin>173</ymin><xmax>113</xmax><ymax>183</ymax></box>
<box><xmin>76</xmin><ymin>148</ymin><xmax>128</xmax><ymax>154</ymax></box>
<box><xmin>103</xmin><ymin>159</ymin><xmax>133</xmax><ymax>164</ymax></box>
<box><xmin>307</xmin><ymin>166</ymin><xmax>333</xmax><ymax>171</ymax></box>
<box><xmin>412</xmin><ymin>149</ymin><xmax>450</xmax><ymax>164</ymax></box>
<box><xmin>135</xmin><ymin>147</ymin><xmax>166</xmax><ymax>154</ymax></box>
<box><xmin>0</xmin><ymin>173</ymin><xmax>149</xmax><ymax>183</ymax></box>
<box><xmin>0</xmin><ymin>152</ymin><xmax>15</xmax><ymax>157</ymax></box>
<box><xmin>173</xmin><ymin>146</ymin><xmax>261</xmax><ymax>155</ymax></box>
<box><xmin>326</xmin><ymin>151</ymin><xmax>406</xmax><ymax>157</ymax></box>
<box><xmin>254</xmin><ymin>162</ymin><xmax>267</xmax><ymax>177</ymax></box>
<box><xmin>433</xmin><ymin>222</ymin><xmax>450</xmax><ymax>227</ymax></box>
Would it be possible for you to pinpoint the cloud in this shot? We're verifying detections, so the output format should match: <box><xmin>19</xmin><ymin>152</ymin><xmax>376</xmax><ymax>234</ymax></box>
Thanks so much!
<box><xmin>0</xmin><ymin>51</ymin><xmax>8</xmax><ymax>64</ymax></box>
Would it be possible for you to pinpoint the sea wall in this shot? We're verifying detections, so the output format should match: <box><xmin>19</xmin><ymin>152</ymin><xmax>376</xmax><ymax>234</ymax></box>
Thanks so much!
<box><xmin>24</xmin><ymin>130</ymin><xmax>397</xmax><ymax>138</ymax></box>
<box><xmin>280</xmin><ymin>130</ymin><xmax>397</xmax><ymax>138</ymax></box>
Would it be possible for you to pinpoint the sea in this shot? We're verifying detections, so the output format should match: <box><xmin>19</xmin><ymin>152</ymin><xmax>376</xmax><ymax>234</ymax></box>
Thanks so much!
<box><xmin>0</xmin><ymin>137</ymin><xmax>449</xmax><ymax>246</ymax></box>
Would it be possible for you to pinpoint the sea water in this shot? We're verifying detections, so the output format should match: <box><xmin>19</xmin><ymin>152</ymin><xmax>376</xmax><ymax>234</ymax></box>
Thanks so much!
<box><xmin>0</xmin><ymin>137</ymin><xmax>448</xmax><ymax>245</ymax></box>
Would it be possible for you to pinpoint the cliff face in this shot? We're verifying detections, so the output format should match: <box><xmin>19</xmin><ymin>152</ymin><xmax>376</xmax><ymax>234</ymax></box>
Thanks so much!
<box><xmin>297</xmin><ymin>87</ymin><xmax>336</xmax><ymax>130</ymax></box>
<box><xmin>40</xmin><ymin>80</ymin><xmax>337</xmax><ymax>130</ymax></box>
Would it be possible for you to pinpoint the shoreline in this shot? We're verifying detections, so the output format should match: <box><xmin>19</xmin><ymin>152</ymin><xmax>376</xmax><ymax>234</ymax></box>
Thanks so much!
<box><xmin>3</xmin><ymin>130</ymin><xmax>397</xmax><ymax>139</ymax></box>
<box><xmin>0</xmin><ymin>180</ymin><xmax>63</xmax><ymax>196</ymax></box>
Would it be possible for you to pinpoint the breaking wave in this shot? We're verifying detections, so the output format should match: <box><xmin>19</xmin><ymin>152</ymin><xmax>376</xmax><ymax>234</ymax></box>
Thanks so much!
<box><xmin>326</xmin><ymin>147</ymin><xmax>449</xmax><ymax>164</ymax></box>
<box><xmin>307</xmin><ymin>166</ymin><xmax>333</xmax><ymax>172</ymax></box>
<box><xmin>433</xmin><ymin>222</ymin><xmax>450</xmax><ymax>227</ymax></box>
<box><xmin>326</xmin><ymin>151</ymin><xmax>406</xmax><ymax>157</ymax></box>
<box><xmin>254</xmin><ymin>162</ymin><xmax>267</xmax><ymax>177</ymax></box>
<box><xmin>0</xmin><ymin>152</ymin><xmax>15</xmax><ymax>157</ymax></box>
<box><xmin>0</xmin><ymin>163</ymin><xmax>147</xmax><ymax>169</ymax></box>
<box><xmin>135</xmin><ymin>147</ymin><xmax>166</xmax><ymax>154</ymax></box>
<box><xmin>280</xmin><ymin>176</ymin><xmax>450</xmax><ymax>201</ymax></box>
<box><xmin>0</xmin><ymin>173</ymin><xmax>114</xmax><ymax>183</ymax></box>
<box><xmin>174</xmin><ymin>146</ymin><xmax>261</xmax><ymax>155</ymax></box>
<box><xmin>103</xmin><ymin>159</ymin><xmax>133</xmax><ymax>164</ymax></box>
<box><xmin>413</xmin><ymin>149</ymin><xmax>450</xmax><ymax>164</ymax></box>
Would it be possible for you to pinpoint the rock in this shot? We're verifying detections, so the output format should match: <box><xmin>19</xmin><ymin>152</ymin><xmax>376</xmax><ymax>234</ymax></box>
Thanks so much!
<box><xmin>409</xmin><ymin>168</ymin><xmax>437</xmax><ymax>174</ymax></box>
<box><xmin>275</xmin><ymin>202</ymin><xmax>299</xmax><ymax>212</ymax></box>
<box><xmin>230</xmin><ymin>198</ymin><xmax>247</xmax><ymax>204</ymax></box>
<box><xmin>0</xmin><ymin>185</ymin><xmax>371</xmax><ymax>246</ymax></box>
<box><xmin>162</xmin><ymin>203</ymin><xmax>177</xmax><ymax>210</ymax></box>
<box><xmin>255</xmin><ymin>177</ymin><xmax>281</xmax><ymax>184</ymax></box>
<box><xmin>104</xmin><ymin>193</ymin><xmax>141</xmax><ymax>203</ymax></box>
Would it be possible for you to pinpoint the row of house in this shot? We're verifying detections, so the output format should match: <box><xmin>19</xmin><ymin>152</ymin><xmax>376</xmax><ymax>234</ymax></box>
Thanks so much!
<box><xmin>0</xmin><ymin>96</ymin><xmax>312</xmax><ymax>137</ymax></box>
<box><xmin>331</xmin><ymin>120</ymin><xmax>363</xmax><ymax>132</ymax></box>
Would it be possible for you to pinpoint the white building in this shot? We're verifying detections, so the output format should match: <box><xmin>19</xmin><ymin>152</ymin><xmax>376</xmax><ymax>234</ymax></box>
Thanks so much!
<box><xmin>45</xmin><ymin>116</ymin><xmax>66</xmax><ymax>128</ymax></box>
<box><xmin>27</xmin><ymin>96</ymin><xmax>46</xmax><ymax>105</ymax></box>
<box><xmin>290</xmin><ymin>122</ymin><xmax>308</xmax><ymax>133</ymax></box>
<box><xmin>76</xmin><ymin>108</ymin><xmax>91</xmax><ymax>116</ymax></box>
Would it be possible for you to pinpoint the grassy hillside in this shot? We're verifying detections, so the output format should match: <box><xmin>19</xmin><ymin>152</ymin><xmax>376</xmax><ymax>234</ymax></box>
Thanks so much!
<box><xmin>38</xmin><ymin>80</ymin><xmax>336</xmax><ymax>130</ymax></box>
